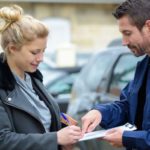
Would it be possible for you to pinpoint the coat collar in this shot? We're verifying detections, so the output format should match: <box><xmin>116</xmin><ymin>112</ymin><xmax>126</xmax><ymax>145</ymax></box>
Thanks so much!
<box><xmin>0</xmin><ymin>53</ymin><xmax>43</xmax><ymax>91</ymax></box>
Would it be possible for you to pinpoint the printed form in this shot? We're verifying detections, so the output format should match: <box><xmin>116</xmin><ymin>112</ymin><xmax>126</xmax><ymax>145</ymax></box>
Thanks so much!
<box><xmin>79</xmin><ymin>123</ymin><xmax>137</xmax><ymax>142</ymax></box>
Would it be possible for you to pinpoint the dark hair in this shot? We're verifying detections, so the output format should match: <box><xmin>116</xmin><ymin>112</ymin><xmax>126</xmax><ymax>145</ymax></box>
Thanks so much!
<box><xmin>113</xmin><ymin>0</ymin><xmax>150</xmax><ymax>30</ymax></box>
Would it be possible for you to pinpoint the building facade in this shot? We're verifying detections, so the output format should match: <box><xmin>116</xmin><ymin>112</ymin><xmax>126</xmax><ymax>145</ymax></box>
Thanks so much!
<box><xmin>0</xmin><ymin>0</ymin><xmax>124</xmax><ymax>53</ymax></box>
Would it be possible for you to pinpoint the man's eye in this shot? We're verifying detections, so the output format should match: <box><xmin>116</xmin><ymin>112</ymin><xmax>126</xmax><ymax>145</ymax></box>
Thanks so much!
<box><xmin>125</xmin><ymin>32</ymin><xmax>131</xmax><ymax>36</ymax></box>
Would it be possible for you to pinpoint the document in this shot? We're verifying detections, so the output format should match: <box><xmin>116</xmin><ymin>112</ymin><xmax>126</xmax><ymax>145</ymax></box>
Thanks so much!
<box><xmin>79</xmin><ymin>123</ymin><xmax>137</xmax><ymax>142</ymax></box>
<box><xmin>79</xmin><ymin>129</ymin><xmax>106</xmax><ymax>141</ymax></box>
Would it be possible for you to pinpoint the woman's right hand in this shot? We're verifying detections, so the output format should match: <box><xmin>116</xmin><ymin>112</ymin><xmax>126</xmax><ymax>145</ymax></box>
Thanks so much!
<box><xmin>57</xmin><ymin>125</ymin><xmax>83</xmax><ymax>145</ymax></box>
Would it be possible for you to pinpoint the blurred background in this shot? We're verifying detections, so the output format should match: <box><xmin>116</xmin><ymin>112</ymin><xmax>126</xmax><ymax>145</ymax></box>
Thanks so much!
<box><xmin>0</xmin><ymin>0</ymin><xmax>137</xmax><ymax>150</ymax></box>
<box><xmin>0</xmin><ymin>0</ymin><xmax>124</xmax><ymax>53</ymax></box>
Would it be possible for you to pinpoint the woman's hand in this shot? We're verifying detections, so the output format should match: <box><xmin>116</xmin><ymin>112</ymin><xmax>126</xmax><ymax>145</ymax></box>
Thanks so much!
<box><xmin>57</xmin><ymin>125</ymin><xmax>83</xmax><ymax>145</ymax></box>
<box><xmin>62</xmin><ymin>144</ymin><xmax>74</xmax><ymax>150</ymax></box>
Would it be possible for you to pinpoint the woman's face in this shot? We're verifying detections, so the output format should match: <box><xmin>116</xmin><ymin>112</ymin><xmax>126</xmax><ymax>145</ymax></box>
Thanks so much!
<box><xmin>8</xmin><ymin>37</ymin><xmax>47</xmax><ymax>79</ymax></box>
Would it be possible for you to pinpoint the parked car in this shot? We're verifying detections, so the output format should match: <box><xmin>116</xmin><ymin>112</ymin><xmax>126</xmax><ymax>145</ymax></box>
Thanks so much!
<box><xmin>67</xmin><ymin>46</ymin><xmax>144</xmax><ymax>150</ymax></box>
<box><xmin>39</xmin><ymin>66</ymin><xmax>81</xmax><ymax>112</ymax></box>
<box><xmin>107</xmin><ymin>38</ymin><xmax>122</xmax><ymax>47</ymax></box>
<box><xmin>38</xmin><ymin>56</ymin><xmax>66</xmax><ymax>85</ymax></box>
<box><xmin>76</xmin><ymin>52</ymin><xmax>92</xmax><ymax>67</ymax></box>
<box><xmin>38</xmin><ymin>53</ymin><xmax>85</xmax><ymax>112</ymax></box>
<box><xmin>39</xmin><ymin>53</ymin><xmax>89</xmax><ymax>85</ymax></box>
<box><xmin>45</xmin><ymin>72</ymin><xmax>79</xmax><ymax>112</ymax></box>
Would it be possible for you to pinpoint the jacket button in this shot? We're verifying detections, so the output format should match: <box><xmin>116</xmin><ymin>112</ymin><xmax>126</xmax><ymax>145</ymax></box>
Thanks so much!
<box><xmin>7</xmin><ymin>97</ymin><xmax>12</xmax><ymax>101</ymax></box>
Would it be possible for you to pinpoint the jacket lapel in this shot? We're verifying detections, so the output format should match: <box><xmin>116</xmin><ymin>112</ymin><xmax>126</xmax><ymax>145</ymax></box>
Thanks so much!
<box><xmin>131</xmin><ymin>56</ymin><xmax>149</xmax><ymax>122</ymax></box>
<box><xmin>2</xmin><ymin>86</ymin><xmax>42</xmax><ymax>124</ymax></box>
<box><xmin>0</xmin><ymin>53</ymin><xmax>61</xmax><ymax>129</ymax></box>
<box><xmin>33</xmin><ymin>78</ymin><xmax>61</xmax><ymax>128</ymax></box>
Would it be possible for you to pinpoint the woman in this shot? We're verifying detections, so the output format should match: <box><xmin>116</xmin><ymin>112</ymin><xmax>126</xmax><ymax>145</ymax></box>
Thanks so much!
<box><xmin>0</xmin><ymin>5</ymin><xmax>82</xmax><ymax>150</ymax></box>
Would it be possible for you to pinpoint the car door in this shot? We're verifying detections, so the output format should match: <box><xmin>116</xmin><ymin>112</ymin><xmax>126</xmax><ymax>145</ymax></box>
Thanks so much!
<box><xmin>97</xmin><ymin>53</ymin><xmax>143</xmax><ymax>103</ymax></box>
<box><xmin>80</xmin><ymin>53</ymin><xmax>143</xmax><ymax>150</ymax></box>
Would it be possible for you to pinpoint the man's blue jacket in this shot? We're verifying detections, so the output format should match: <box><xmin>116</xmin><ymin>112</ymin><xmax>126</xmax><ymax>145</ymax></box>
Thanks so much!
<box><xmin>94</xmin><ymin>55</ymin><xmax>150</xmax><ymax>150</ymax></box>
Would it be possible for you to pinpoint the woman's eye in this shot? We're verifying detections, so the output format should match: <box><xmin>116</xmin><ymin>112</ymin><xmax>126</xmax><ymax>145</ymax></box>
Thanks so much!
<box><xmin>31</xmin><ymin>50</ymin><xmax>44</xmax><ymax>55</ymax></box>
<box><xmin>31</xmin><ymin>51</ymin><xmax>38</xmax><ymax>55</ymax></box>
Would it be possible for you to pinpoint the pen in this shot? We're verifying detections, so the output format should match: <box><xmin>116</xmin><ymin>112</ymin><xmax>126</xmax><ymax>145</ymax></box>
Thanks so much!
<box><xmin>60</xmin><ymin>112</ymin><xmax>70</xmax><ymax>125</ymax></box>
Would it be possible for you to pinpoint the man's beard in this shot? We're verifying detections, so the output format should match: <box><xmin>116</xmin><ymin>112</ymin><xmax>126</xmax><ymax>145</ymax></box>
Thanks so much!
<box><xmin>127</xmin><ymin>44</ymin><xmax>145</xmax><ymax>57</ymax></box>
<box><xmin>140</xmin><ymin>47</ymin><xmax>145</xmax><ymax>52</ymax></box>
<box><xmin>128</xmin><ymin>44</ymin><xmax>145</xmax><ymax>53</ymax></box>
<box><xmin>128</xmin><ymin>44</ymin><xmax>138</xmax><ymax>50</ymax></box>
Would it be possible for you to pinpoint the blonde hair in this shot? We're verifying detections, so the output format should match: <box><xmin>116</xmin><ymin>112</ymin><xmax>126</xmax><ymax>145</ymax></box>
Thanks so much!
<box><xmin>0</xmin><ymin>5</ymin><xmax>49</xmax><ymax>56</ymax></box>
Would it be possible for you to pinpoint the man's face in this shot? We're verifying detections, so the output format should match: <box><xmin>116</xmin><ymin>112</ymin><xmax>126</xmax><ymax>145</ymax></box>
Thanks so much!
<box><xmin>118</xmin><ymin>15</ymin><xmax>150</xmax><ymax>56</ymax></box>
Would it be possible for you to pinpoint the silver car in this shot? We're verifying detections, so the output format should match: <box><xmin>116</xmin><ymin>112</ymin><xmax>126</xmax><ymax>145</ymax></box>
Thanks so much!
<box><xmin>67</xmin><ymin>46</ymin><xmax>144</xmax><ymax>150</ymax></box>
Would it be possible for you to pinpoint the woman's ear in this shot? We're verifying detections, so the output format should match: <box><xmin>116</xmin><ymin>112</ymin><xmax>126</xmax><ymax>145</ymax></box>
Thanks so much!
<box><xmin>7</xmin><ymin>43</ymin><xmax>17</xmax><ymax>54</ymax></box>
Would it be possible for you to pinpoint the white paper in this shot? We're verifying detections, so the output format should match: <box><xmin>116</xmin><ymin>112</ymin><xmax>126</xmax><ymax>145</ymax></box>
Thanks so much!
<box><xmin>79</xmin><ymin>123</ymin><xmax>137</xmax><ymax>142</ymax></box>
<box><xmin>79</xmin><ymin>130</ymin><xmax>106</xmax><ymax>141</ymax></box>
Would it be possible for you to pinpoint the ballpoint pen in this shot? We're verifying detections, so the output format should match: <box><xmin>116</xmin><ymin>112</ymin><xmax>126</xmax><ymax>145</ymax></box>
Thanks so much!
<box><xmin>60</xmin><ymin>112</ymin><xmax>70</xmax><ymax>125</ymax></box>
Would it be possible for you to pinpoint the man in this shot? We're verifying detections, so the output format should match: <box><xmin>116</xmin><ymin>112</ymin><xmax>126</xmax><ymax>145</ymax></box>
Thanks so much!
<box><xmin>81</xmin><ymin>0</ymin><xmax>150</xmax><ymax>149</ymax></box>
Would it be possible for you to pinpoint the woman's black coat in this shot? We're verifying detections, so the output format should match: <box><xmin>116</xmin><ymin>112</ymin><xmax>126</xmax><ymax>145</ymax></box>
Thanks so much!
<box><xmin>0</xmin><ymin>54</ymin><xmax>62</xmax><ymax>150</ymax></box>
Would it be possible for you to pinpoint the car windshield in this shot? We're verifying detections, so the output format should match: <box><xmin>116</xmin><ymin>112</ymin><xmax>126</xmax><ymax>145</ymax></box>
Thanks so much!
<box><xmin>46</xmin><ymin>73</ymin><xmax>78</xmax><ymax>95</ymax></box>
<box><xmin>72</xmin><ymin>51</ymin><xmax>115</xmax><ymax>97</ymax></box>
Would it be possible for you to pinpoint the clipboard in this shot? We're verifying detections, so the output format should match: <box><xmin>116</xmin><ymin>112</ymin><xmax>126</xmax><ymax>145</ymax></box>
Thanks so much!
<box><xmin>79</xmin><ymin>123</ymin><xmax>137</xmax><ymax>142</ymax></box>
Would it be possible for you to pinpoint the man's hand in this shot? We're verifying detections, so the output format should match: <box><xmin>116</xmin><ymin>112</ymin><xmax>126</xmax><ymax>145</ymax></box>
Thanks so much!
<box><xmin>102</xmin><ymin>127</ymin><xmax>124</xmax><ymax>148</ymax></box>
<box><xmin>81</xmin><ymin>110</ymin><xmax>102</xmax><ymax>134</ymax></box>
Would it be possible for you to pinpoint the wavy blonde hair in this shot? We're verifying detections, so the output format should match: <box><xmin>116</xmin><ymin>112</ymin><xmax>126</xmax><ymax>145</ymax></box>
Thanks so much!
<box><xmin>0</xmin><ymin>5</ymin><xmax>49</xmax><ymax>57</ymax></box>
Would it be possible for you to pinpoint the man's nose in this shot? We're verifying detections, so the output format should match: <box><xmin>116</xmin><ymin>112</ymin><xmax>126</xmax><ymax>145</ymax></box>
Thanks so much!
<box><xmin>122</xmin><ymin>37</ymin><xmax>129</xmax><ymax>46</ymax></box>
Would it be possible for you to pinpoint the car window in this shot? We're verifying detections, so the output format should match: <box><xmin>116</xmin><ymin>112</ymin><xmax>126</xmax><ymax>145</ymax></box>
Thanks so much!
<box><xmin>72</xmin><ymin>52</ymin><xmax>115</xmax><ymax>97</ymax></box>
<box><xmin>85</xmin><ymin>53</ymin><xmax>111</xmax><ymax>90</ymax></box>
<box><xmin>109</xmin><ymin>54</ymin><xmax>141</xmax><ymax>96</ymax></box>
<box><xmin>46</xmin><ymin>73</ymin><xmax>78</xmax><ymax>96</ymax></box>
<box><xmin>39</xmin><ymin>62</ymin><xmax>50</xmax><ymax>70</ymax></box>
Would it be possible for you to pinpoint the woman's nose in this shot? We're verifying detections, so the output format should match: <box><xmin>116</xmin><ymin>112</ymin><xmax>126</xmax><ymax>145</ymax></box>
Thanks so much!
<box><xmin>36</xmin><ymin>53</ymin><xmax>43</xmax><ymax>62</ymax></box>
